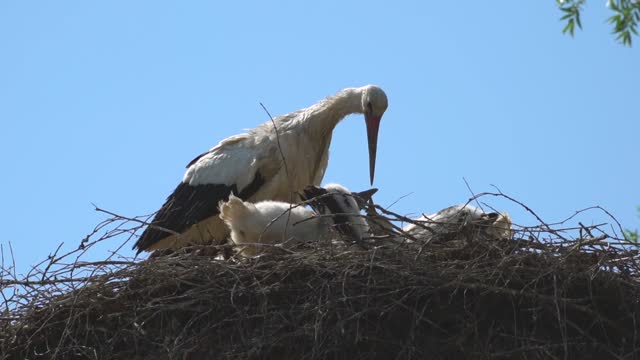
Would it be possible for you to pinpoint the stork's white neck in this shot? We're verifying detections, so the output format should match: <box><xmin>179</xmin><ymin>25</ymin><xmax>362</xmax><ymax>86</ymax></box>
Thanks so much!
<box><xmin>303</xmin><ymin>87</ymin><xmax>364</xmax><ymax>137</ymax></box>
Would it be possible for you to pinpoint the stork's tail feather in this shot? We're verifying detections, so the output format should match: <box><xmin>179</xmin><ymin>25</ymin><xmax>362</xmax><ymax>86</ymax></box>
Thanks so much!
<box><xmin>218</xmin><ymin>194</ymin><xmax>251</xmax><ymax>225</ymax></box>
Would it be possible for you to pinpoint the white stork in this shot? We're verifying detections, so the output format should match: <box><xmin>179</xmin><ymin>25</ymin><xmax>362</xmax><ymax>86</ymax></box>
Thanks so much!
<box><xmin>218</xmin><ymin>183</ymin><xmax>372</xmax><ymax>256</ymax></box>
<box><xmin>133</xmin><ymin>85</ymin><xmax>388</xmax><ymax>253</ymax></box>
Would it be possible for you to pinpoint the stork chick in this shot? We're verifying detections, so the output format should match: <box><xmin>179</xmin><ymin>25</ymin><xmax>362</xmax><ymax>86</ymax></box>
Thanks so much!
<box><xmin>219</xmin><ymin>194</ymin><xmax>325</xmax><ymax>256</ymax></box>
<box><xmin>404</xmin><ymin>204</ymin><xmax>513</xmax><ymax>243</ymax></box>
<box><xmin>301</xmin><ymin>183</ymin><xmax>374</xmax><ymax>242</ymax></box>
<box><xmin>362</xmin><ymin>196</ymin><xmax>512</xmax><ymax>244</ymax></box>
<box><xmin>219</xmin><ymin>184</ymin><xmax>372</xmax><ymax>256</ymax></box>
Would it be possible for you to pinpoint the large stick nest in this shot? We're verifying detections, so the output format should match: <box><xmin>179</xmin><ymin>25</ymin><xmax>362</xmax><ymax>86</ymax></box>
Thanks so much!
<box><xmin>1</xmin><ymin>195</ymin><xmax>639</xmax><ymax>360</ymax></box>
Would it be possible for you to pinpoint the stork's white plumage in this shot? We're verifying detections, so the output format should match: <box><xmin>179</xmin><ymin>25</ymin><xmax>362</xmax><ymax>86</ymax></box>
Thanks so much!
<box><xmin>133</xmin><ymin>86</ymin><xmax>388</xmax><ymax>253</ymax></box>
<box><xmin>218</xmin><ymin>184</ymin><xmax>369</xmax><ymax>256</ymax></box>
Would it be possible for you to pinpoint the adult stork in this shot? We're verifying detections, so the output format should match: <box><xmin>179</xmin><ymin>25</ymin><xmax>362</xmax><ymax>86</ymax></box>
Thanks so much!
<box><xmin>133</xmin><ymin>85</ymin><xmax>388</xmax><ymax>253</ymax></box>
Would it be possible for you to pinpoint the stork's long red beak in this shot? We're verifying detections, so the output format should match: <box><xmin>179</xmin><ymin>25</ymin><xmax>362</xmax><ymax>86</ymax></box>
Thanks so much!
<box><xmin>365</xmin><ymin>114</ymin><xmax>381</xmax><ymax>185</ymax></box>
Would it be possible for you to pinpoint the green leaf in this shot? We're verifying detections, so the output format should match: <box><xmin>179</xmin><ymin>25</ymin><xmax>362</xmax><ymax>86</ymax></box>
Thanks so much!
<box><xmin>563</xmin><ymin>18</ymin><xmax>576</xmax><ymax>35</ymax></box>
<box><xmin>609</xmin><ymin>14</ymin><xmax>621</xmax><ymax>24</ymax></box>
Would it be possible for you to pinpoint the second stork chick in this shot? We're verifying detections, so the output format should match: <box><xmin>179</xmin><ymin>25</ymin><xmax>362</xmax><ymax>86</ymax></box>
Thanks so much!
<box><xmin>403</xmin><ymin>204</ymin><xmax>513</xmax><ymax>243</ymax></box>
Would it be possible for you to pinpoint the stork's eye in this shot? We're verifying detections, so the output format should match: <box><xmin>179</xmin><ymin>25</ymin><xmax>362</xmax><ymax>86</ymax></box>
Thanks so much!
<box><xmin>366</xmin><ymin>102</ymin><xmax>373</xmax><ymax>112</ymax></box>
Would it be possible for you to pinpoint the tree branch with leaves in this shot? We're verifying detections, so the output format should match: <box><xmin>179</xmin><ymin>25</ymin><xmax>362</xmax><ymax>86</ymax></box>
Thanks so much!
<box><xmin>558</xmin><ymin>0</ymin><xmax>640</xmax><ymax>45</ymax></box>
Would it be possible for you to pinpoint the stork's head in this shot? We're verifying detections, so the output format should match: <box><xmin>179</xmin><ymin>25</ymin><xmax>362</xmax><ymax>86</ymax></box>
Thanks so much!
<box><xmin>360</xmin><ymin>85</ymin><xmax>388</xmax><ymax>185</ymax></box>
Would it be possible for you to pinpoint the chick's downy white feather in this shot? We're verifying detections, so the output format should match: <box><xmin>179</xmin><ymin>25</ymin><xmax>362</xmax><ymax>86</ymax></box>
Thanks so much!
<box><xmin>219</xmin><ymin>184</ymin><xmax>370</xmax><ymax>256</ymax></box>
<box><xmin>219</xmin><ymin>194</ymin><xmax>327</xmax><ymax>256</ymax></box>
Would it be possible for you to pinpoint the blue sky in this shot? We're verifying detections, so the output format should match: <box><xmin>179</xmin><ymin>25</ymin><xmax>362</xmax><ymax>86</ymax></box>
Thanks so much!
<box><xmin>1</xmin><ymin>1</ymin><xmax>638</xmax><ymax>274</ymax></box>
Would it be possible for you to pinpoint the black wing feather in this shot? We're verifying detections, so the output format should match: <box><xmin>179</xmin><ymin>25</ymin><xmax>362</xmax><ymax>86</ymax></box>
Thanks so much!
<box><xmin>134</xmin><ymin>172</ymin><xmax>265</xmax><ymax>253</ymax></box>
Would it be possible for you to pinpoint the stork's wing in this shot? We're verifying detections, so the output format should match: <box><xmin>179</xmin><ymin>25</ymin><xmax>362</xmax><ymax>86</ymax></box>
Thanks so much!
<box><xmin>133</xmin><ymin>134</ymin><xmax>277</xmax><ymax>253</ymax></box>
